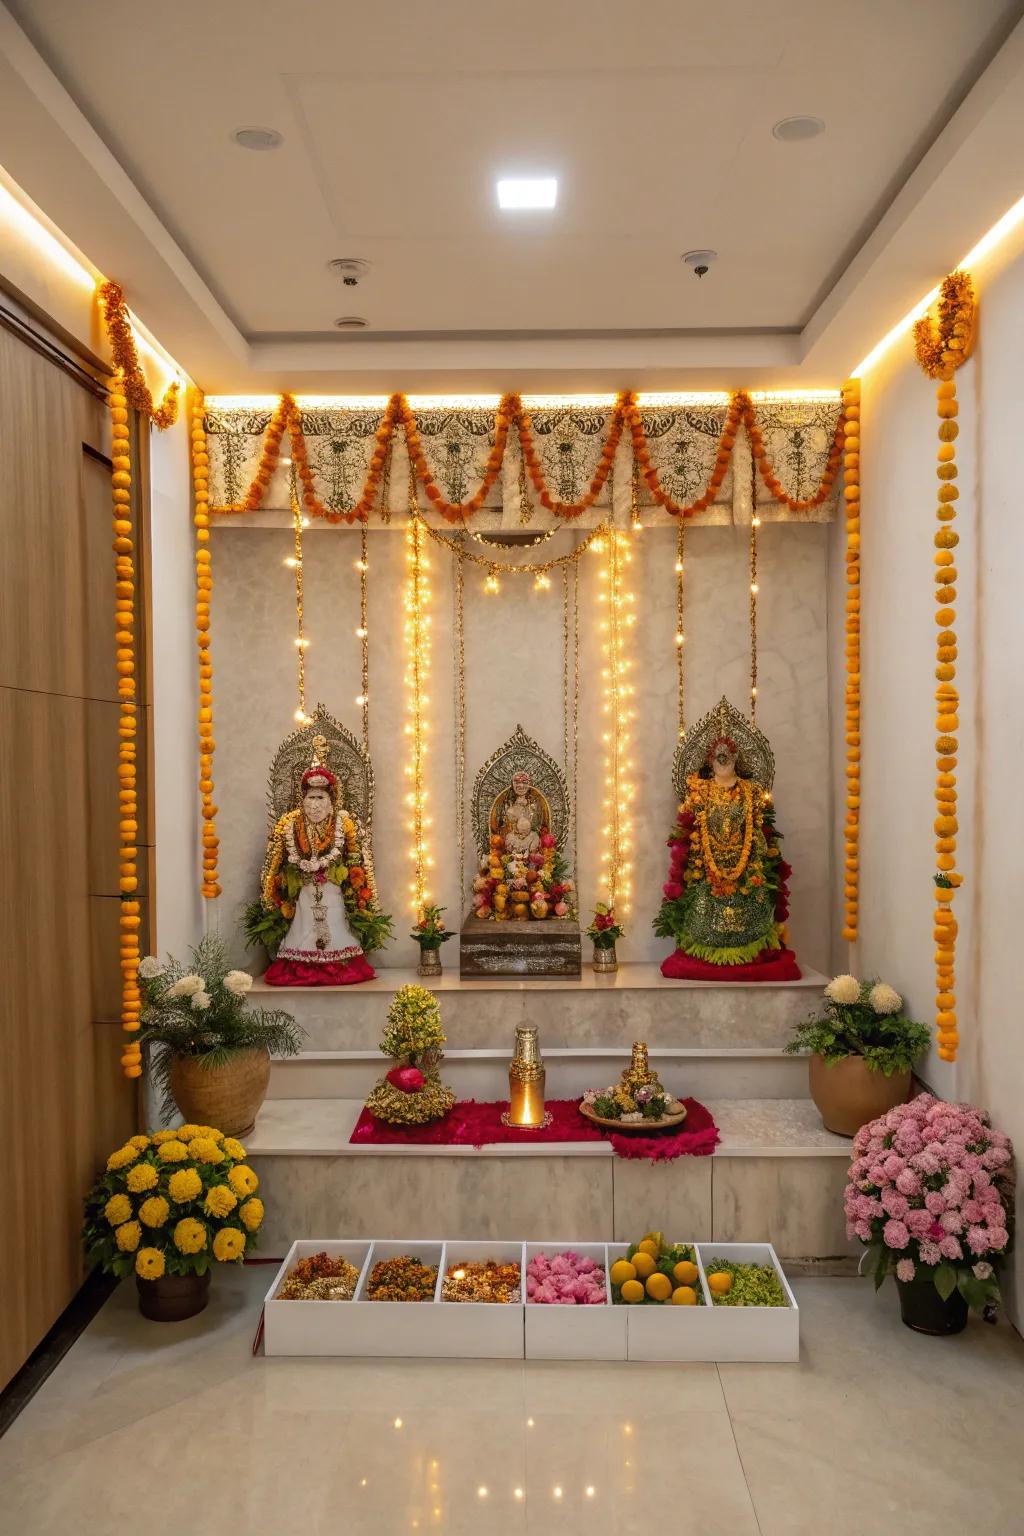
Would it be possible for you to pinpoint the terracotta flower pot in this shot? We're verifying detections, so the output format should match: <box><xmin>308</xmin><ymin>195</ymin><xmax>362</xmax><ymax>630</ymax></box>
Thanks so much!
<box><xmin>136</xmin><ymin>1269</ymin><xmax>211</xmax><ymax>1322</ymax></box>
<box><xmin>808</xmin><ymin>1053</ymin><xmax>911</xmax><ymax>1137</ymax></box>
<box><xmin>169</xmin><ymin>1047</ymin><xmax>270</xmax><ymax>1137</ymax></box>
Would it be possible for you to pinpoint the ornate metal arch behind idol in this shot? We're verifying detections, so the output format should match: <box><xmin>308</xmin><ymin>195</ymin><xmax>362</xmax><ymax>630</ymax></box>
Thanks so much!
<box><xmin>266</xmin><ymin>702</ymin><xmax>374</xmax><ymax>830</ymax></box>
<box><xmin>672</xmin><ymin>696</ymin><xmax>776</xmax><ymax>798</ymax></box>
<box><xmin>471</xmin><ymin>724</ymin><xmax>571</xmax><ymax>863</ymax></box>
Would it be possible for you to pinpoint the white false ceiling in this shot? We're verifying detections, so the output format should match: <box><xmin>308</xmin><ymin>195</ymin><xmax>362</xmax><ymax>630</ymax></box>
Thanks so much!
<box><xmin>1</xmin><ymin>0</ymin><xmax>1023</xmax><ymax>387</ymax></box>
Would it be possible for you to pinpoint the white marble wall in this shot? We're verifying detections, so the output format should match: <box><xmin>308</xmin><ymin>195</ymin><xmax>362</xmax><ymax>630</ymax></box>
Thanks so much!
<box><xmin>211</xmin><ymin>522</ymin><xmax>831</xmax><ymax>971</ymax></box>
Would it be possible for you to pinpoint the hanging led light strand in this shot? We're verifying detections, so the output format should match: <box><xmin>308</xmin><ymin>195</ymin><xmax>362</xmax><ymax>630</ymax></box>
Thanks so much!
<box><xmin>749</xmin><ymin>462</ymin><xmax>760</xmax><ymax>722</ymax></box>
<box><xmin>453</xmin><ymin>546</ymin><xmax>467</xmax><ymax>906</ymax></box>
<box><xmin>288</xmin><ymin>490</ymin><xmax>310</xmax><ymax>724</ymax></box>
<box><xmin>403</xmin><ymin>472</ymin><xmax>432</xmax><ymax>916</ymax></box>
<box><xmin>675</xmin><ymin>519</ymin><xmax>686</xmax><ymax>737</ymax></box>
<box><xmin>600</xmin><ymin>526</ymin><xmax>636</xmax><ymax>913</ymax></box>
<box><xmin>356</xmin><ymin>527</ymin><xmax>370</xmax><ymax>751</ymax></box>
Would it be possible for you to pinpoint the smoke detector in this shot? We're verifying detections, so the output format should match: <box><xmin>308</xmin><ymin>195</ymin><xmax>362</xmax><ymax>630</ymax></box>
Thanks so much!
<box><xmin>682</xmin><ymin>249</ymin><xmax>718</xmax><ymax>278</ymax></box>
<box><xmin>334</xmin><ymin>315</ymin><xmax>369</xmax><ymax>329</ymax></box>
<box><xmin>329</xmin><ymin>257</ymin><xmax>372</xmax><ymax>287</ymax></box>
<box><xmin>772</xmin><ymin>116</ymin><xmax>825</xmax><ymax>142</ymax></box>
<box><xmin>232</xmin><ymin>127</ymin><xmax>283</xmax><ymax>151</ymax></box>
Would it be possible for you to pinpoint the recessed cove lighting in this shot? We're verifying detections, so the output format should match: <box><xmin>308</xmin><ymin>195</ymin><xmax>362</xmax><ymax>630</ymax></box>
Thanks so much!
<box><xmin>497</xmin><ymin>177</ymin><xmax>557</xmax><ymax>210</ymax></box>
<box><xmin>772</xmin><ymin>116</ymin><xmax>825</xmax><ymax>142</ymax></box>
<box><xmin>232</xmin><ymin>126</ymin><xmax>284</xmax><ymax>151</ymax></box>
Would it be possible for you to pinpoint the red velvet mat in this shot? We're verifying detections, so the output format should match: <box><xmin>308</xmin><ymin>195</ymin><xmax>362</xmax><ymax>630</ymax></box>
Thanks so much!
<box><xmin>351</xmin><ymin>1096</ymin><xmax>719</xmax><ymax>1162</ymax></box>
<box><xmin>660</xmin><ymin>947</ymin><xmax>801</xmax><ymax>982</ymax></box>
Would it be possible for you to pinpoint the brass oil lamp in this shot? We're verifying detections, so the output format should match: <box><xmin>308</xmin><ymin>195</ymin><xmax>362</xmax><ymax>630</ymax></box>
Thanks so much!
<box><xmin>501</xmin><ymin>1023</ymin><xmax>552</xmax><ymax>1129</ymax></box>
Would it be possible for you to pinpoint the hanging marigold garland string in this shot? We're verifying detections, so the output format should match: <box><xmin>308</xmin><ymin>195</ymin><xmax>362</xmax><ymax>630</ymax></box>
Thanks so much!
<box><xmin>98</xmin><ymin>281</ymin><xmax>180</xmax><ymax>429</ymax></box>
<box><xmin>841</xmin><ymin>377</ymin><xmax>861</xmax><ymax>942</ymax></box>
<box><xmin>107</xmin><ymin>372</ymin><xmax>143</xmax><ymax>1079</ymax></box>
<box><xmin>190</xmin><ymin>397</ymin><xmax>221</xmax><ymax>899</ymax></box>
<box><xmin>627</xmin><ymin>393</ymin><xmax>743</xmax><ymax>517</ymax></box>
<box><xmin>98</xmin><ymin>283</ymin><xmax>184</xmax><ymax>1081</ymax></box>
<box><xmin>913</xmin><ymin>270</ymin><xmax>976</xmax><ymax>1065</ymax></box>
<box><xmin>742</xmin><ymin>393</ymin><xmax>846</xmax><ymax>512</ymax></box>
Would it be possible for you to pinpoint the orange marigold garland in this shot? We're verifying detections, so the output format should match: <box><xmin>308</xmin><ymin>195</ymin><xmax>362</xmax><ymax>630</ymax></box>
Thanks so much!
<box><xmin>191</xmin><ymin>395</ymin><xmax>220</xmax><ymax>898</ymax></box>
<box><xmin>914</xmin><ymin>271</ymin><xmax>975</xmax><ymax>1064</ymax></box>
<box><xmin>108</xmin><ymin>371</ymin><xmax>143</xmax><ymax>1079</ymax></box>
<box><xmin>841</xmin><ymin>378</ymin><xmax>861</xmax><ymax>941</ymax></box>
<box><xmin>402</xmin><ymin>393</ymin><xmax>516</xmax><ymax>523</ymax></box>
<box><xmin>626</xmin><ymin>393</ymin><xmax>742</xmax><ymax>516</ymax></box>
<box><xmin>98</xmin><ymin>280</ymin><xmax>180</xmax><ymax>429</ymax></box>
<box><xmin>742</xmin><ymin>393</ymin><xmax>846</xmax><ymax>512</ymax></box>
<box><xmin>518</xmin><ymin>394</ymin><xmax>630</xmax><ymax>519</ymax></box>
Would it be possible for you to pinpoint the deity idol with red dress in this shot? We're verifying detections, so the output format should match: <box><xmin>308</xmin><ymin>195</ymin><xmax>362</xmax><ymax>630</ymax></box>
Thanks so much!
<box><xmin>255</xmin><ymin>737</ymin><xmax>389</xmax><ymax>986</ymax></box>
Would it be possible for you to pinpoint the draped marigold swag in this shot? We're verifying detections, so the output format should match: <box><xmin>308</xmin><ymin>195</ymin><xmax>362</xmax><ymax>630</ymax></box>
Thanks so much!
<box><xmin>84</xmin><ymin>1125</ymin><xmax>265</xmax><ymax>1281</ymax></box>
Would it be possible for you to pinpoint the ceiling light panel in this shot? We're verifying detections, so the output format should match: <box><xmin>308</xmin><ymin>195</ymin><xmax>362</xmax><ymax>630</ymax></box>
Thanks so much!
<box><xmin>496</xmin><ymin>177</ymin><xmax>558</xmax><ymax>210</ymax></box>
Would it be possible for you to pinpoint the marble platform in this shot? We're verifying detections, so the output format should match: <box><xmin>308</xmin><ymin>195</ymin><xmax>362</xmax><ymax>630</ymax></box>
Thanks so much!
<box><xmin>246</xmin><ymin>1097</ymin><xmax>857</xmax><ymax>1263</ymax></box>
<box><xmin>254</xmin><ymin>962</ymin><xmax>828</xmax><ymax>1050</ymax></box>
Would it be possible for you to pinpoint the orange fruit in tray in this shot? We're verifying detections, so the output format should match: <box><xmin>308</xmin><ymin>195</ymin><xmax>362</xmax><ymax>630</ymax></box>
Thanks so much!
<box><xmin>708</xmin><ymin>1271</ymin><xmax>733</xmax><ymax>1296</ymax></box>
<box><xmin>645</xmin><ymin>1272</ymin><xmax>672</xmax><ymax>1302</ymax></box>
<box><xmin>671</xmin><ymin>1285</ymin><xmax>698</xmax><ymax>1306</ymax></box>
<box><xmin>609</xmin><ymin>1259</ymin><xmax>637</xmax><ymax>1287</ymax></box>
<box><xmin>637</xmin><ymin>1238</ymin><xmax>660</xmax><ymax>1259</ymax></box>
<box><xmin>631</xmin><ymin>1252</ymin><xmax>656</xmax><ymax>1280</ymax></box>
<box><xmin>673</xmin><ymin>1260</ymin><xmax>699</xmax><ymax>1286</ymax></box>
<box><xmin>620</xmin><ymin>1279</ymin><xmax>645</xmax><ymax>1304</ymax></box>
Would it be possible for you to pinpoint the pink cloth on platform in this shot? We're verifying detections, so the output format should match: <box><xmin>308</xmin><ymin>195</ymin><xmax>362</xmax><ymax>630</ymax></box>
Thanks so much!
<box><xmin>351</xmin><ymin>1096</ymin><xmax>720</xmax><ymax>1162</ymax></box>
<box><xmin>264</xmin><ymin>953</ymin><xmax>375</xmax><ymax>986</ymax></box>
<box><xmin>660</xmin><ymin>946</ymin><xmax>801</xmax><ymax>982</ymax></box>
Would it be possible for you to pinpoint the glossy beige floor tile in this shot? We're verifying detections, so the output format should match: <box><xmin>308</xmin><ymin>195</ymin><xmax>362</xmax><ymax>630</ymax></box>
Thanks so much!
<box><xmin>1</xmin><ymin>1269</ymin><xmax>1021</xmax><ymax>1535</ymax></box>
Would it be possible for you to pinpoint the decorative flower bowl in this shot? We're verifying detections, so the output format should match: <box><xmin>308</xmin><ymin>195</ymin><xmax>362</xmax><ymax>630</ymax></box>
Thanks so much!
<box><xmin>578</xmin><ymin>1102</ymin><xmax>687</xmax><ymax>1133</ymax></box>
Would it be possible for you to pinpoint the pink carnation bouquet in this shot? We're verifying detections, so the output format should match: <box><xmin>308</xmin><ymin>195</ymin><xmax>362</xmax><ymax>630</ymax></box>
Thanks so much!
<box><xmin>845</xmin><ymin>1094</ymin><xmax>1014</xmax><ymax>1315</ymax></box>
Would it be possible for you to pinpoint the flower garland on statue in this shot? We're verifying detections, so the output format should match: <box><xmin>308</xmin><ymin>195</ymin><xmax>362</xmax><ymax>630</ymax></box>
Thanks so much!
<box><xmin>208</xmin><ymin>391</ymin><xmax>847</xmax><ymax>526</ymax></box>
<box><xmin>912</xmin><ymin>270</ymin><xmax>975</xmax><ymax>1065</ymax></box>
<box><xmin>255</xmin><ymin>807</ymin><xmax>384</xmax><ymax>953</ymax></box>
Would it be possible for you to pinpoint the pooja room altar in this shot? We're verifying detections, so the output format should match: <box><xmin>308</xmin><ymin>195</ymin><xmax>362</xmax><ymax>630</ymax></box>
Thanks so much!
<box><xmin>5</xmin><ymin>2</ymin><xmax>1024</xmax><ymax>1440</ymax></box>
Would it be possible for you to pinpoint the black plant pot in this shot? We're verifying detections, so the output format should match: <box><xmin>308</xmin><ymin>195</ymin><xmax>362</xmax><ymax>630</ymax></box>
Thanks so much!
<box><xmin>896</xmin><ymin>1275</ymin><xmax>968</xmax><ymax>1336</ymax></box>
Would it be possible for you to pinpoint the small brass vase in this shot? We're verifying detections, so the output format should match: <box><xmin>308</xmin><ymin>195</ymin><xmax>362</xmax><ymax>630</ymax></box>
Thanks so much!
<box><xmin>416</xmin><ymin>946</ymin><xmax>443</xmax><ymax>978</ymax></box>
<box><xmin>592</xmin><ymin>942</ymin><xmax>618</xmax><ymax>974</ymax></box>
<box><xmin>501</xmin><ymin>1024</ymin><xmax>552</xmax><ymax>1129</ymax></box>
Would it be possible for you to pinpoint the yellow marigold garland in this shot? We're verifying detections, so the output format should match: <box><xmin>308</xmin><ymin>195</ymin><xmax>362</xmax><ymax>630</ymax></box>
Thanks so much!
<box><xmin>98</xmin><ymin>280</ymin><xmax>180</xmax><ymax>428</ymax></box>
<box><xmin>191</xmin><ymin>395</ymin><xmax>220</xmax><ymax>897</ymax></box>
<box><xmin>841</xmin><ymin>377</ymin><xmax>861</xmax><ymax>940</ymax></box>
<box><xmin>914</xmin><ymin>272</ymin><xmax>976</xmax><ymax>1064</ymax></box>
<box><xmin>108</xmin><ymin>372</ymin><xmax>143</xmax><ymax>1078</ymax></box>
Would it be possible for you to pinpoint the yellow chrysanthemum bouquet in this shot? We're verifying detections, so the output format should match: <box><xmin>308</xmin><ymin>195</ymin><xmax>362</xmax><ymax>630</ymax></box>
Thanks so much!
<box><xmin>84</xmin><ymin>1125</ymin><xmax>264</xmax><ymax>1294</ymax></box>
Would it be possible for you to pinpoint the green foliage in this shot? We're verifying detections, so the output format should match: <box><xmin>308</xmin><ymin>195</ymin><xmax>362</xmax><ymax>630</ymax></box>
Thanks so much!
<box><xmin>243</xmin><ymin>899</ymin><xmax>289</xmax><ymax>957</ymax></box>
<box><xmin>138</xmin><ymin>933</ymin><xmax>303</xmax><ymax>1120</ymax></box>
<box><xmin>785</xmin><ymin>982</ymin><xmax>930</xmax><ymax>1076</ymax></box>
<box><xmin>349</xmin><ymin>904</ymin><xmax>394</xmax><ymax>954</ymax></box>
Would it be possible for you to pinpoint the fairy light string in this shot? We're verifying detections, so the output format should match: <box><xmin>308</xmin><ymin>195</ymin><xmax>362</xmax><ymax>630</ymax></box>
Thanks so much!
<box><xmin>403</xmin><ymin>471</ymin><xmax>433</xmax><ymax>916</ymax></box>
<box><xmin>288</xmin><ymin>490</ymin><xmax>310</xmax><ymax>723</ymax></box>
<box><xmin>453</xmin><ymin>546</ymin><xmax>467</xmax><ymax>908</ymax></box>
<box><xmin>599</xmin><ymin>525</ymin><xmax>636</xmax><ymax>914</ymax></box>
<box><xmin>356</xmin><ymin>527</ymin><xmax>370</xmax><ymax>752</ymax></box>
<box><xmin>675</xmin><ymin>519</ymin><xmax>686</xmax><ymax>737</ymax></box>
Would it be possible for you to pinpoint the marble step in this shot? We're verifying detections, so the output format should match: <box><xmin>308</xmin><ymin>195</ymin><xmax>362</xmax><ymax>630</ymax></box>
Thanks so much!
<box><xmin>253</xmin><ymin>961</ymin><xmax>826</xmax><ymax>1051</ymax></box>
<box><xmin>267</xmin><ymin>1045</ymin><xmax>812</xmax><ymax>1101</ymax></box>
<box><xmin>245</xmin><ymin>1096</ymin><xmax>856</xmax><ymax>1263</ymax></box>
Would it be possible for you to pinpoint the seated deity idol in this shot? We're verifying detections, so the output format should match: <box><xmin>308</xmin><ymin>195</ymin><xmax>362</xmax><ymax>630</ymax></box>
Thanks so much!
<box><xmin>654</xmin><ymin>700</ymin><xmax>799</xmax><ymax>980</ymax></box>
<box><xmin>471</xmin><ymin>767</ymin><xmax>575</xmax><ymax>923</ymax></box>
<box><xmin>255</xmin><ymin>736</ymin><xmax>384</xmax><ymax>986</ymax></box>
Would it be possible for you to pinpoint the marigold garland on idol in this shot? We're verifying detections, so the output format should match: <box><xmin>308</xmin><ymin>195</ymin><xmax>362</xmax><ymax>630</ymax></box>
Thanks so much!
<box><xmin>655</xmin><ymin>697</ymin><xmax>799</xmax><ymax>981</ymax></box>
